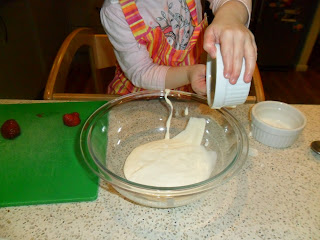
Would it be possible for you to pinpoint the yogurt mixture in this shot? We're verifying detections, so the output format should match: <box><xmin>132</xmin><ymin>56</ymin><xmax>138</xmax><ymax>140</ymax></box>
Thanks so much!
<box><xmin>124</xmin><ymin>90</ymin><xmax>217</xmax><ymax>187</ymax></box>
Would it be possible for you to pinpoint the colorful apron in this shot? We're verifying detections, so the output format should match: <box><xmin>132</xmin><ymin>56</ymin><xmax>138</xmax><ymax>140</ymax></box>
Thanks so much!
<box><xmin>107</xmin><ymin>0</ymin><xmax>207</xmax><ymax>94</ymax></box>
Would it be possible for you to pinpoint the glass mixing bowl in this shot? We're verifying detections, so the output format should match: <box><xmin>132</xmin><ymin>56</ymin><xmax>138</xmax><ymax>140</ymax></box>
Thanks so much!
<box><xmin>80</xmin><ymin>90</ymin><xmax>248</xmax><ymax>208</ymax></box>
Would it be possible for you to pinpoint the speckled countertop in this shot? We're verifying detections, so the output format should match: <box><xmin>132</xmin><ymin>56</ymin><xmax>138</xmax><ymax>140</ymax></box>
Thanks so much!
<box><xmin>0</xmin><ymin>101</ymin><xmax>319</xmax><ymax>240</ymax></box>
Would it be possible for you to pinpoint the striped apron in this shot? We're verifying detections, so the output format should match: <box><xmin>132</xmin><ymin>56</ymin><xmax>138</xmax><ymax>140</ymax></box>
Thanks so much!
<box><xmin>107</xmin><ymin>0</ymin><xmax>207</xmax><ymax>94</ymax></box>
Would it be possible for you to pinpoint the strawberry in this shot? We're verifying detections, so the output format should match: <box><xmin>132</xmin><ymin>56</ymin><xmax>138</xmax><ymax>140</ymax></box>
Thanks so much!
<box><xmin>63</xmin><ymin>112</ymin><xmax>81</xmax><ymax>127</ymax></box>
<box><xmin>1</xmin><ymin>119</ymin><xmax>21</xmax><ymax>139</ymax></box>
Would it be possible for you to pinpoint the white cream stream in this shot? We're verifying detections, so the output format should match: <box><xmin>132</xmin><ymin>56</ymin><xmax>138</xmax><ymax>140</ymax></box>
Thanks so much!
<box><xmin>123</xmin><ymin>90</ymin><xmax>217</xmax><ymax>187</ymax></box>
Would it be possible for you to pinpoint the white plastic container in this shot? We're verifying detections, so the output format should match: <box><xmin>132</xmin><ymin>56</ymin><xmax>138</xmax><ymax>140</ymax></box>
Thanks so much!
<box><xmin>206</xmin><ymin>44</ymin><xmax>251</xmax><ymax>109</ymax></box>
<box><xmin>251</xmin><ymin>101</ymin><xmax>306</xmax><ymax>148</ymax></box>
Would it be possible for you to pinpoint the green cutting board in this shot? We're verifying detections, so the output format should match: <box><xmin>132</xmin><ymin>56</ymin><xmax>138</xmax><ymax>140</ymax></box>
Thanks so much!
<box><xmin>0</xmin><ymin>101</ymin><xmax>106</xmax><ymax>207</ymax></box>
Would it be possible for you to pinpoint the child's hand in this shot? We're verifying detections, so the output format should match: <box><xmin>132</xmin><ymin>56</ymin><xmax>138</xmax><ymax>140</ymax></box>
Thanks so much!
<box><xmin>165</xmin><ymin>65</ymin><xmax>206</xmax><ymax>95</ymax></box>
<box><xmin>188</xmin><ymin>64</ymin><xmax>206</xmax><ymax>95</ymax></box>
<box><xmin>203</xmin><ymin>1</ymin><xmax>257</xmax><ymax>85</ymax></box>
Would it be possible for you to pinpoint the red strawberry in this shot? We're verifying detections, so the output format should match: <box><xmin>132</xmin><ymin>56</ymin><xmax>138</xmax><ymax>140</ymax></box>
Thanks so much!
<box><xmin>63</xmin><ymin>112</ymin><xmax>81</xmax><ymax>127</ymax></box>
<box><xmin>1</xmin><ymin>119</ymin><xmax>21</xmax><ymax>139</ymax></box>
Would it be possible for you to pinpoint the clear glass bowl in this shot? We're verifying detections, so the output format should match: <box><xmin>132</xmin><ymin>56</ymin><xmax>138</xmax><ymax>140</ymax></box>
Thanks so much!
<box><xmin>80</xmin><ymin>90</ymin><xmax>248</xmax><ymax>208</ymax></box>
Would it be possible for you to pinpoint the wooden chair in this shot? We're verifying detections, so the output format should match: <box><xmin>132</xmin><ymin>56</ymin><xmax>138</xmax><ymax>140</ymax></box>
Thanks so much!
<box><xmin>44</xmin><ymin>27</ymin><xmax>119</xmax><ymax>101</ymax></box>
<box><xmin>248</xmin><ymin>63</ymin><xmax>265</xmax><ymax>103</ymax></box>
<box><xmin>44</xmin><ymin>27</ymin><xmax>265</xmax><ymax>102</ymax></box>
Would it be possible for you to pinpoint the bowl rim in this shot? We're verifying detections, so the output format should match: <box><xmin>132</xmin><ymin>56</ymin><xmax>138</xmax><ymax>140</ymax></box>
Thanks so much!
<box><xmin>80</xmin><ymin>90</ymin><xmax>249</xmax><ymax>195</ymax></box>
<box><xmin>251</xmin><ymin>100</ymin><xmax>307</xmax><ymax>133</ymax></box>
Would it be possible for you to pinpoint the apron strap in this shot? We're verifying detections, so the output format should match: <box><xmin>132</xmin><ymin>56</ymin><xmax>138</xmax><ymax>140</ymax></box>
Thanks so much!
<box><xmin>186</xmin><ymin>0</ymin><xmax>199</xmax><ymax>26</ymax></box>
<box><xmin>119</xmin><ymin>0</ymin><xmax>150</xmax><ymax>42</ymax></box>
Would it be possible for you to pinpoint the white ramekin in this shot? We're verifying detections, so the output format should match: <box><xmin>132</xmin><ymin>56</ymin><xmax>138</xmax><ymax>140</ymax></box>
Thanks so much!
<box><xmin>251</xmin><ymin>101</ymin><xmax>306</xmax><ymax>148</ymax></box>
<box><xmin>206</xmin><ymin>44</ymin><xmax>251</xmax><ymax>109</ymax></box>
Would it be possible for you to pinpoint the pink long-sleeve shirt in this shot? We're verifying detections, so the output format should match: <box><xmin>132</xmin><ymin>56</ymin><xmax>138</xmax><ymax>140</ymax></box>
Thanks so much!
<box><xmin>100</xmin><ymin>0</ymin><xmax>251</xmax><ymax>90</ymax></box>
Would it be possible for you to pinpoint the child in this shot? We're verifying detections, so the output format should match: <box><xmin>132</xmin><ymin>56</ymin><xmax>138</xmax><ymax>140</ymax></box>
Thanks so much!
<box><xmin>101</xmin><ymin>0</ymin><xmax>256</xmax><ymax>95</ymax></box>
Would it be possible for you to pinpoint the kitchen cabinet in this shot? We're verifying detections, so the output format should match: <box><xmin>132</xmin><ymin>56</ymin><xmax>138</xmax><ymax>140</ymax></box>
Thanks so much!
<box><xmin>250</xmin><ymin>0</ymin><xmax>319</xmax><ymax>70</ymax></box>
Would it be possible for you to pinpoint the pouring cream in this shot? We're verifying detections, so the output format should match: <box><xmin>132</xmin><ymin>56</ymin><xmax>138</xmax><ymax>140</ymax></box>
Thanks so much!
<box><xmin>123</xmin><ymin>90</ymin><xmax>217</xmax><ymax>187</ymax></box>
